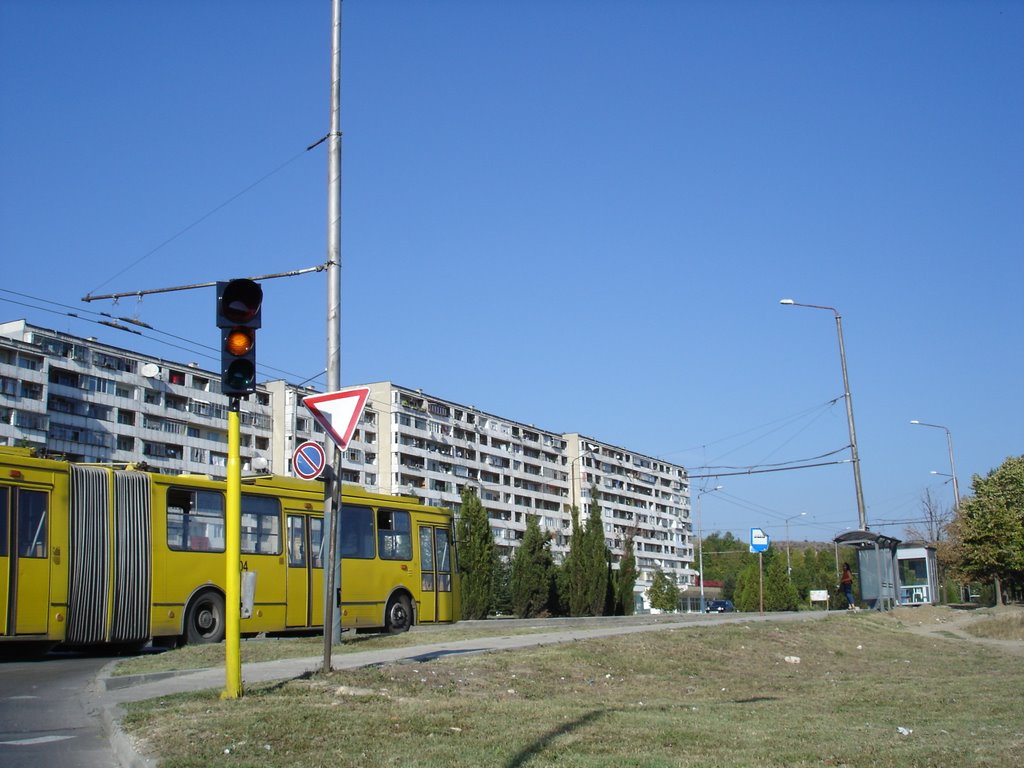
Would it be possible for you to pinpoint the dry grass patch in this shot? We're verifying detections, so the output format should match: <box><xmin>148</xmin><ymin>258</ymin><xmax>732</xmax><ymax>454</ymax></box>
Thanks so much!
<box><xmin>963</xmin><ymin>608</ymin><xmax>1024</xmax><ymax>641</ymax></box>
<box><xmin>113</xmin><ymin>623</ymin><xmax>555</xmax><ymax>677</ymax></box>
<box><xmin>121</xmin><ymin>614</ymin><xmax>1024</xmax><ymax>767</ymax></box>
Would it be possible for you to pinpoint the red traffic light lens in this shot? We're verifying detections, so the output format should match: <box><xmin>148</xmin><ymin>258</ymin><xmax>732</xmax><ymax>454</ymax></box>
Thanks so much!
<box><xmin>221</xmin><ymin>279</ymin><xmax>263</xmax><ymax>324</ymax></box>
<box><xmin>225</xmin><ymin>328</ymin><xmax>255</xmax><ymax>357</ymax></box>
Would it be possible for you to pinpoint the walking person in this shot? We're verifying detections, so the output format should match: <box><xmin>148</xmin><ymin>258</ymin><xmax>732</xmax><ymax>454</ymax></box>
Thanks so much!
<box><xmin>840</xmin><ymin>563</ymin><xmax>855</xmax><ymax>610</ymax></box>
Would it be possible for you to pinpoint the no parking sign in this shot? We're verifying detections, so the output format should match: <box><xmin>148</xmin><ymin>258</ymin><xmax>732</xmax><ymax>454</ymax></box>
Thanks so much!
<box><xmin>292</xmin><ymin>440</ymin><xmax>327</xmax><ymax>480</ymax></box>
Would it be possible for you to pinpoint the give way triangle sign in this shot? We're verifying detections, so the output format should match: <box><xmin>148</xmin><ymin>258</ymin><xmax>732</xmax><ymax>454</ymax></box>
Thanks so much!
<box><xmin>302</xmin><ymin>387</ymin><xmax>370</xmax><ymax>450</ymax></box>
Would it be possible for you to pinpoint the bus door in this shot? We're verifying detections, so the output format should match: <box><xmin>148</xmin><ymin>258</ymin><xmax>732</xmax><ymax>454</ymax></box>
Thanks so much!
<box><xmin>418</xmin><ymin>525</ymin><xmax>454</xmax><ymax>623</ymax></box>
<box><xmin>286</xmin><ymin>514</ymin><xmax>324</xmax><ymax>628</ymax></box>
<box><xmin>3</xmin><ymin>486</ymin><xmax>50</xmax><ymax>635</ymax></box>
<box><xmin>1</xmin><ymin>486</ymin><xmax>8</xmax><ymax>634</ymax></box>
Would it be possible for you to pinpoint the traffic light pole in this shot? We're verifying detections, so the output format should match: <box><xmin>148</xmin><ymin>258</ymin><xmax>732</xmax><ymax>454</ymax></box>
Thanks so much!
<box><xmin>222</xmin><ymin>400</ymin><xmax>243</xmax><ymax>699</ymax></box>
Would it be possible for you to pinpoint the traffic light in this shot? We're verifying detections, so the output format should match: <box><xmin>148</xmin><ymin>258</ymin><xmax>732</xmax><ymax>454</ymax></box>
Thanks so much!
<box><xmin>216</xmin><ymin>279</ymin><xmax>263</xmax><ymax>398</ymax></box>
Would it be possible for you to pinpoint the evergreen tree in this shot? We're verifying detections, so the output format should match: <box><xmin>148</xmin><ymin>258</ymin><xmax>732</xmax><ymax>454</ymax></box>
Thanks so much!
<box><xmin>581</xmin><ymin>487</ymin><xmax>610</xmax><ymax>616</ymax></box>
<box><xmin>733</xmin><ymin>560</ymin><xmax>756</xmax><ymax>612</ymax></box>
<box><xmin>615</xmin><ymin>532</ymin><xmax>638</xmax><ymax>615</ymax></box>
<box><xmin>511</xmin><ymin>515</ymin><xmax>554</xmax><ymax>618</ymax></box>
<box><xmin>492</xmin><ymin>556</ymin><xmax>512</xmax><ymax>616</ymax></box>
<box><xmin>456</xmin><ymin>486</ymin><xmax>497</xmax><ymax>619</ymax></box>
<box><xmin>563</xmin><ymin>504</ymin><xmax>586</xmax><ymax>616</ymax></box>
<box><xmin>647</xmin><ymin>567</ymin><xmax>680</xmax><ymax>612</ymax></box>
<box><xmin>763</xmin><ymin>551</ymin><xmax>800</xmax><ymax>610</ymax></box>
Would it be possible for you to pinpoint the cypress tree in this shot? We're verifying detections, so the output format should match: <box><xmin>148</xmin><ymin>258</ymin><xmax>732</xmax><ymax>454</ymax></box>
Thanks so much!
<box><xmin>616</xmin><ymin>532</ymin><xmax>638</xmax><ymax>615</ymax></box>
<box><xmin>511</xmin><ymin>515</ymin><xmax>553</xmax><ymax>618</ymax></box>
<box><xmin>564</xmin><ymin>503</ymin><xmax>587</xmax><ymax>616</ymax></box>
<box><xmin>763</xmin><ymin>551</ymin><xmax>800</xmax><ymax>610</ymax></box>
<box><xmin>456</xmin><ymin>486</ymin><xmax>496</xmax><ymax>620</ymax></box>
<box><xmin>582</xmin><ymin>486</ymin><xmax>610</xmax><ymax>616</ymax></box>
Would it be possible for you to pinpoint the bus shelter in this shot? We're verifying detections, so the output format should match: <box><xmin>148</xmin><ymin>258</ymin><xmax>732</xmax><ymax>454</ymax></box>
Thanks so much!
<box><xmin>834</xmin><ymin>530</ymin><xmax>901</xmax><ymax>611</ymax></box>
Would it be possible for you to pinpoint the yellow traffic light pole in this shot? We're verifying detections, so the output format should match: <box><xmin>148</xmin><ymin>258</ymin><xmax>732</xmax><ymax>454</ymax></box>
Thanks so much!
<box><xmin>222</xmin><ymin>403</ymin><xmax>243</xmax><ymax>699</ymax></box>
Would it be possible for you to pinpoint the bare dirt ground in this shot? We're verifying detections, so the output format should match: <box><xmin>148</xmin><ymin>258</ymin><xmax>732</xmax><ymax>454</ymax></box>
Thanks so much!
<box><xmin>887</xmin><ymin>604</ymin><xmax>1024</xmax><ymax>656</ymax></box>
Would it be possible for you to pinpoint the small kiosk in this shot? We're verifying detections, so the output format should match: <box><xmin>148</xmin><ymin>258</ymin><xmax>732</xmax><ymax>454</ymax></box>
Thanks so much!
<box><xmin>896</xmin><ymin>542</ymin><xmax>939</xmax><ymax>606</ymax></box>
<box><xmin>834</xmin><ymin>530</ymin><xmax>901</xmax><ymax>611</ymax></box>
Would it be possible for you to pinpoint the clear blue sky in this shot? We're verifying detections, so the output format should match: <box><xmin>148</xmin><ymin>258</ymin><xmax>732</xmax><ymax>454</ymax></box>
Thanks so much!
<box><xmin>2</xmin><ymin>1</ymin><xmax>1021</xmax><ymax>544</ymax></box>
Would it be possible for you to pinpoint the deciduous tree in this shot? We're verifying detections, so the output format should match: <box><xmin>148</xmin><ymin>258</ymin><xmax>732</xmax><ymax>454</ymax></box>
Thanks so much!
<box><xmin>946</xmin><ymin>456</ymin><xmax>1024</xmax><ymax>606</ymax></box>
<box><xmin>647</xmin><ymin>567</ymin><xmax>679</xmax><ymax>612</ymax></box>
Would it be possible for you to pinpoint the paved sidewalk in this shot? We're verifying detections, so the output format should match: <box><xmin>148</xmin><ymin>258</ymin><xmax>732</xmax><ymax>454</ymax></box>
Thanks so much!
<box><xmin>93</xmin><ymin>611</ymin><xmax>828</xmax><ymax>766</ymax></box>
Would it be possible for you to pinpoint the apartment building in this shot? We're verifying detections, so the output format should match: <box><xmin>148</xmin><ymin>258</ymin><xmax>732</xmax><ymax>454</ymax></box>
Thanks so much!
<box><xmin>0</xmin><ymin>320</ymin><xmax>275</xmax><ymax>474</ymax></box>
<box><xmin>0</xmin><ymin>322</ymin><xmax>693</xmax><ymax>608</ymax></box>
<box><xmin>349</xmin><ymin>382</ymin><xmax>693</xmax><ymax>604</ymax></box>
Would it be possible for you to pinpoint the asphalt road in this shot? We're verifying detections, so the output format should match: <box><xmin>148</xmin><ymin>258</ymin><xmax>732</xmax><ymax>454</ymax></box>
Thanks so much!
<box><xmin>0</xmin><ymin>650</ymin><xmax>120</xmax><ymax>768</ymax></box>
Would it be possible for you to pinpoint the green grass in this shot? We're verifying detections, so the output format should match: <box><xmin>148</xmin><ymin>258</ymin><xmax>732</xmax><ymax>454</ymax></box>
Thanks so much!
<box><xmin>120</xmin><ymin>613</ymin><xmax>1024</xmax><ymax>767</ymax></box>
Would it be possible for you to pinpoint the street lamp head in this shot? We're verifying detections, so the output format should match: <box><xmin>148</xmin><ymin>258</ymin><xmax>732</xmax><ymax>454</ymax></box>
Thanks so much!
<box><xmin>910</xmin><ymin>419</ymin><xmax>921</xmax><ymax>425</ymax></box>
<box><xmin>779</xmin><ymin>298</ymin><xmax>795</xmax><ymax>305</ymax></box>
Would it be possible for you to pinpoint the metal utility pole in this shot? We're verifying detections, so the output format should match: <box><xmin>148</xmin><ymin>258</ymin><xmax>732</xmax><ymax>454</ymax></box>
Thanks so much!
<box><xmin>322</xmin><ymin>0</ymin><xmax>344</xmax><ymax>671</ymax></box>
<box><xmin>780</xmin><ymin>299</ymin><xmax>868</xmax><ymax>531</ymax></box>
<box><xmin>911</xmin><ymin>420</ymin><xmax>961</xmax><ymax>515</ymax></box>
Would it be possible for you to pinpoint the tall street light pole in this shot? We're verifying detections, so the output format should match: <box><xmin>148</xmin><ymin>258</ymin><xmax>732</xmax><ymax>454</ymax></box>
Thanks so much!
<box><xmin>696</xmin><ymin>485</ymin><xmax>723</xmax><ymax>612</ymax></box>
<box><xmin>780</xmin><ymin>299</ymin><xmax>868</xmax><ymax>531</ymax></box>
<box><xmin>911</xmin><ymin>420</ymin><xmax>961</xmax><ymax>514</ymax></box>
<box><xmin>784</xmin><ymin>511</ymin><xmax>806</xmax><ymax>580</ymax></box>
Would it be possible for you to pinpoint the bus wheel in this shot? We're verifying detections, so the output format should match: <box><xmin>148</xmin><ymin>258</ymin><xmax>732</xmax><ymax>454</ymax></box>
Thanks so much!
<box><xmin>185</xmin><ymin>591</ymin><xmax>226</xmax><ymax>644</ymax></box>
<box><xmin>385</xmin><ymin>594</ymin><xmax>412</xmax><ymax>634</ymax></box>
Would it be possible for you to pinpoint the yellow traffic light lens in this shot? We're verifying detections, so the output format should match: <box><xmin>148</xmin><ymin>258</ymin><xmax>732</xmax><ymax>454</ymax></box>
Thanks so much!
<box><xmin>225</xmin><ymin>328</ymin><xmax>254</xmax><ymax>356</ymax></box>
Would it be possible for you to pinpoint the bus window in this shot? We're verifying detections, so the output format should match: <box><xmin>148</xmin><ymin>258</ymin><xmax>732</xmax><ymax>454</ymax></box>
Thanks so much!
<box><xmin>339</xmin><ymin>504</ymin><xmax>374</xmax><ymax>559</ymax></box>
<box><xmin>419</xmin><ymin>526</ymin><xmax>435</xmax><ymax>592</ymax></box>
<box><xmin>287</xmin><ymin>516</ymin><xmax>305</xmax><ymax>566</ymax></box>
<box><xmin>310</xmin><ymin>517</ymin><xmax>323</xmax><ymax>568</ymax></box>
<box><xmin>0</xmin><ymin>488</ymin><xmax>8</xmax><ymax>557</ymax></box>
<box><xmin>377</xmin><ymin>509</ymin><xmax>411</xmax><ymax>560</ymax></box>
<box><xmin>436</xmin><ymin>527</ymin><xmax>452</xmax><ymax>592</ymax></box>
<box><xmin>18</xmin><ymin>490</ymin><xmax>48</xmax><ymax>558</ymax></box>
<box><xmin>167</xmin><ymin>488</ymin><xmax>225</xmax><ymax>552</ymax></box>
<box><xmin>241</xmin><ymin>495</ymin><xmax>281</xmax><ymax>555</ymax></box>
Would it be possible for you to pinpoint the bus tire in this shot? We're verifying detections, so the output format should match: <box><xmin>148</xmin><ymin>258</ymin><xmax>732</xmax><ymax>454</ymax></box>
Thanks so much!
<box><xmin>385</xmin><ymin>594</ymin><xmax>412</xmax><ymax>634</ymax></box>
<box><xmin>185</xmin><ymin>590</ymin><xmax>226</xmax><ymax>645</ymax></box>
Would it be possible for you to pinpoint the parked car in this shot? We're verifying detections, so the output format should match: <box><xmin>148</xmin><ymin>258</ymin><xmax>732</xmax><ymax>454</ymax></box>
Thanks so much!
<box><xmin>705</xmin><ymin>599</ymin><xmax>735</xmax><ymax>613</ymax></box>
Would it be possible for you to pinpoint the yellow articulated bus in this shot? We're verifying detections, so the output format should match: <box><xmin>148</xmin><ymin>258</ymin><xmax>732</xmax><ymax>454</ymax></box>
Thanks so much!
<box><xmin>0</xmin><ymin>446</ymin><xmax>458</xmax><ymax>651</ymax></box>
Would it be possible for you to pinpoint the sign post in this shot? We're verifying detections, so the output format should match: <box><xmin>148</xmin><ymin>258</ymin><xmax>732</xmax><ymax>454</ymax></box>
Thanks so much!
<box><xmin>302</xmin><ymin>387</ymin><xmax>370</xmax><ymax>672</ymax></box>
<box><xmin>750</xmin><ymin>528</ymin><xmax>770</xmax><ymax>615</ymax></box>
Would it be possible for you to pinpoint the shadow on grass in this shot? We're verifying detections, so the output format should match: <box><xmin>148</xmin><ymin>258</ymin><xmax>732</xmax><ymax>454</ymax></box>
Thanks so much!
<box><xmin>505</xmin><ymin>708</ymin><xmax>607</xmax><ymax>768</ymax></box>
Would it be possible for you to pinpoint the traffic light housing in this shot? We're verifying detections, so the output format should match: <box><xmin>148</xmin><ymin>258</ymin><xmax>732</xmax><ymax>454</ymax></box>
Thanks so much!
<box><xmin>216</xmin><ymin>279</ymin><xmax>263</xmax><ymax>398</ymax></box>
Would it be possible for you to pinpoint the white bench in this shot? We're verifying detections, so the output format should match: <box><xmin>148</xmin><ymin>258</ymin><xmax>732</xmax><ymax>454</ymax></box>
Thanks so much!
<box><xmin>809</xmin><ymin>589</ymin><xmax>830</xmax><ymax>610</ymax></box>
